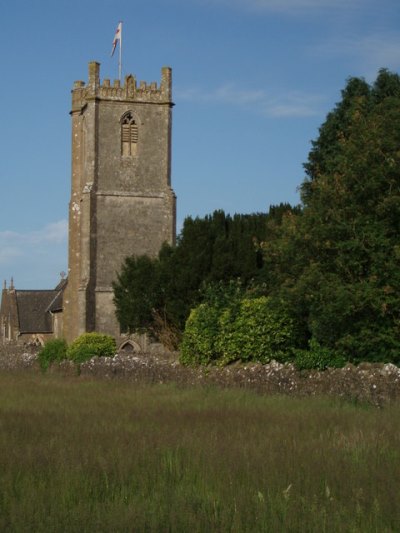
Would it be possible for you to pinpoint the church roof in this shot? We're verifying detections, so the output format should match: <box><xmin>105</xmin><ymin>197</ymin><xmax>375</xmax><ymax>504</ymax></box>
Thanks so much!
<box><xmin>15</xmin><ymin>290</ymin><xmax>59</xmax><ymax>333</ymax></box>
<box><xmin>47</xmin><ymin>278</ymin><xmax>67</xmax><ymax>313</ymax></box>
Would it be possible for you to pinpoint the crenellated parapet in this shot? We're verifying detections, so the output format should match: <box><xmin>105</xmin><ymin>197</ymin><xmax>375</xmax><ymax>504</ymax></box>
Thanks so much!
<box><xmin>71</xmin><ymin>61</ymin><xmax>173</xmax><ymax>111</ymax></box>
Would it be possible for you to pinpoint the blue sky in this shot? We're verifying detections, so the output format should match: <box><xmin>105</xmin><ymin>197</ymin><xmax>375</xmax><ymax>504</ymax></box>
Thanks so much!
<box><xmin>1</xmin><ymin>0</ymin><xmax>399</xmax><ymax>289</ymax></box>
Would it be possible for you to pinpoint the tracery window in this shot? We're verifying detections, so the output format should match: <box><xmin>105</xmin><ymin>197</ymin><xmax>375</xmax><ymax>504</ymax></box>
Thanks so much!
<box><xmin>121</xmin><ymin>112</ymin><xmax>138</xmax><ymax>156</ymax></box>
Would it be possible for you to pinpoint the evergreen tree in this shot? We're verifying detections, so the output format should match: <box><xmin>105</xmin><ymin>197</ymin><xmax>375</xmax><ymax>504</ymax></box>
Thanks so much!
<box><xmin>263</xmin><ymin>69</ymin><xmax>400</xmax><ymax>362</ymax></box>
<box><xmin>113</xmin><ymin>210</ymin><xmax>271</xmax><ymax>339</ymax></box>
<box><xmin>113</xmin><ymin>255</ymin><xmax>161</xmax><ymax>334</ymax></box>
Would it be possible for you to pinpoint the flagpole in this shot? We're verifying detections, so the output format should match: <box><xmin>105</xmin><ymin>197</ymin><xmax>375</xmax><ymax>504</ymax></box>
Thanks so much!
<box><xmin>119</xmin><ymin>21</ymin><xmax>122</xmax><ymax>81</ymax></box>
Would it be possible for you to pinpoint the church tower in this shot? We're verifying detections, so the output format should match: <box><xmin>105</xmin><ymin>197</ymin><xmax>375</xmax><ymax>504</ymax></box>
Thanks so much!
<box><xmin>63</xmin><ymin>62</ymin><xmax>176</xmax><ymax>342</ymax></box>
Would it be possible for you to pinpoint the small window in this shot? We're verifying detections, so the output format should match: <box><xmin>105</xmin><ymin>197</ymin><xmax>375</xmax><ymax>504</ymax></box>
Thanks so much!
<box><xmin>121</xmin><ymin>112</ymin><xmax>138</xmax><ymax>156</ymax></box>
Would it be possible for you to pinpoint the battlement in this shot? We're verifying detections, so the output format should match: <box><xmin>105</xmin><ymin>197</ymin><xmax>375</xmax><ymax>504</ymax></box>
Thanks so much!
<box><xmin>72</xmin><ymin>61</ymin><xmax>172</xmax><ymax>110</ymax></box>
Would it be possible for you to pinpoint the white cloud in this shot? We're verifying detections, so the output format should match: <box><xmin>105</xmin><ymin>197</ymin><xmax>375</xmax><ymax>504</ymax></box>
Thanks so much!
<box><xmin>192</xmin><ymin>0</ymin><xmax>368</xmax><ymax>14</ymax></box>
<box><xmin>30</xmin><ymin>220</ymin><xmax>69</xmax><ymax>245</ymax></box>
<box><xmin>0</xmin><ymin>220</ymin><xmax>68</xmax><ymax>265</ymax></box>
<box><xmin>176</xmin><ymin>83</ymin><xmax>323</xmax><ymax>118</ymax></box>
<box><xmin>176</xmin><ymin>84</ymin><xmax>265</xmax><ymax>105</ymax></box>
<box><xmin>213</xmin><ymin>84</ymin><xmax>267</xmax><ymax>105</ymax></box>
<box><xmin>309</xmin><ymin>33</ymin><xmax>400</xmax><ymax>78</ymax></box>
<box><xmin>0</xmin><ymin>246</ymin><xmax>23</xmax><ymax>265</ymax></box>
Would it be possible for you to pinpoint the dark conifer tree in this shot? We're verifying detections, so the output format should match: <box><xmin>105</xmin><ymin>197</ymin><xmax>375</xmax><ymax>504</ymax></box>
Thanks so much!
<box><xmin>113</xmin><ymin>210</ymin><xmax>272</xmax><ymax>338</ymax></box>
<box><xmin>263</xmin><ymin>69</ymin><xmax>400</xmax><ymax>362</ymax></box>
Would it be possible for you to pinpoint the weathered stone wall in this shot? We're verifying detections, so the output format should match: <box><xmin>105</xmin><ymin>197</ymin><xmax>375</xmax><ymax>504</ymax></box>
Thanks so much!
<box><xmin>1</xmin><ymin>345</ymin><xmax>399</xmax><ymax>407</ymax></box>
<box><xmin>0</xmin><ymin>344</ymin><xmax>39</xmax><ymax>370</ymax></box>
<box><xmin>95</xmin><ymin>195</ymin><xmax>174</xmax><ymax>288</ymax></box>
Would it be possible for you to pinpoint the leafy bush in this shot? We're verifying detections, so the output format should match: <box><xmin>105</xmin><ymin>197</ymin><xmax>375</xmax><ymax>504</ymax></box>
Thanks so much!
<box><xmin>180</xmin><ymin>295</ymin><xmax>295</xmax><ymax>366</ymax></box>
<box><xmin>180</xmin><ymin>303</ymin><xmax>222</xmax><ymax>365</ymax></box>
<box><xmin>38</xmin><ymin>339</ymin><xmax>68</xmax><ymax>371</ymax></box>
<box><xmin>67</xmin><ymin>333</ymin><xmax>116</xmax><ymax>364</ymax></box>
<box><xmin>294</xmin><ymin>339</ymin><xmax>346</xmax><ymax>370</ymax></box>
<box><xmin>216</xmin><ymin>296</ymin><xmax>295</xmax><ymax>365</ymax></box>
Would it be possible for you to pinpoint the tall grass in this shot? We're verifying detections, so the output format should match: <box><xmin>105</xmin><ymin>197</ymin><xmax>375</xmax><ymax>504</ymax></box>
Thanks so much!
<box><xmin>0</xmin><ymin>372</ymin><xmax>399</xmax><ymax>532</ymax></box>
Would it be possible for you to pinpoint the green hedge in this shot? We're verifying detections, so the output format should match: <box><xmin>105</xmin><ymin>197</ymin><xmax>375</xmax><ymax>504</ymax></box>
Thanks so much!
<box><xmin>180</xmin><ymin>296</ymin><xmax>295</xmax><ymax>366</ymax></box>
<box><xmin>216</xmin><ymin>297</ymin><xmax>295</xmax><ymax>365</ymax></box>
<box><xmin>180</xmin><ymin>303</ymin><xmax>222</xmax><ymax>365</ymax></box>
<box><xmin>66</xmin><ymin>333</ymin><xmax>116</xmax><ymax>364</ymax></box>
<box><xmin>294</xmin><ymin>339</ymin><xmax>346</xmax><ymax>370</ymax></box>
<box><xmin>38</xmin><ymin>339</ymin><xmax>68</xmax><ymax>371</ymax></box>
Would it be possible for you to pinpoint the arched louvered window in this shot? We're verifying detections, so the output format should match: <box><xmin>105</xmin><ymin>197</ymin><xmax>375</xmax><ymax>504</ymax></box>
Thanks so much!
<box><xmin>121</xmin><ymin>112</ymin><xmax>138</xmax><ymax>156</ymax></box>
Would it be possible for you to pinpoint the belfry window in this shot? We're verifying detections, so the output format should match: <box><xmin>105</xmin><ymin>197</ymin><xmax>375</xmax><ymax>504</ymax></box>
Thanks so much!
<box><xmin>121</xmin><ymin>112</ymin><xmax>138</xmax><ymax>156</ymax></box>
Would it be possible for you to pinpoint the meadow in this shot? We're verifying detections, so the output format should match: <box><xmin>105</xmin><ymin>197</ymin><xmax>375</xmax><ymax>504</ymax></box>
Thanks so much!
<box><xmin>0</xmin><ymin>371</ymin><xmax>399</xmax><ymax>532</ymax></box>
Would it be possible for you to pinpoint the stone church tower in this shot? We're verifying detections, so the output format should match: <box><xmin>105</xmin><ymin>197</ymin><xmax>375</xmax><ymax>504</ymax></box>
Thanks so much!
<box><xmin>63</xmin><ymin>62</ymin><xmax>176</xmax><ymax>342</ymax></box>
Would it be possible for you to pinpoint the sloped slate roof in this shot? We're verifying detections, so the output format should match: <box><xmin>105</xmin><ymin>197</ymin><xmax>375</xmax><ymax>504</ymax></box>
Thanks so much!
<box><xmin>15</xmin><ymin>290</ymin><xmax>59</xmax><ymax>333</ymax></box>
<box><xmin>47</xmin><ymin>290</ymin><xmax>64</xmax><ymax>313</ymax></box>
<box><xmin>50</xmin><ymin>279</ymin><xmax>67</xmax><ymax>312</ymax></box>
<box><xmin>54</xmin><ymin>278</ymin><xmax>67</xmax><ymax>292</ymax></box>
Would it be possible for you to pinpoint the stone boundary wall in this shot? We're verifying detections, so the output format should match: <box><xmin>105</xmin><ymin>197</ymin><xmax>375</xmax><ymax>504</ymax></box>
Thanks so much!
<box><xmin>1</xmin><ymin>345</ymin><xmax>399</xmax><ymax>407</ymax></box>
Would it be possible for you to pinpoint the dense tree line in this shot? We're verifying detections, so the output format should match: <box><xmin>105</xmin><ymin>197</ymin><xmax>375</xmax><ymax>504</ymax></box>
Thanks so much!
<box><xmin>262</xmin><ymin>69</ymin><xmax>400</xmax><ymax>363</ymax></box>
<box><xmin>113</xmin><ymin>209</ymin><xmax>294</xmax><ymax>345</ymax></box>
<box><xmin>114</xmin><ymin>69</ymin><xmax>400</xmax><ymax>365</ymax></box>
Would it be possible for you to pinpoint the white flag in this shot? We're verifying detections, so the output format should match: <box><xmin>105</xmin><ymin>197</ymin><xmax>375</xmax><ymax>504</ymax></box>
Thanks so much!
<box><xmin>111</xmin><ymin>22</ymin><xmax>122</xmax><ymax>57</ymax></box>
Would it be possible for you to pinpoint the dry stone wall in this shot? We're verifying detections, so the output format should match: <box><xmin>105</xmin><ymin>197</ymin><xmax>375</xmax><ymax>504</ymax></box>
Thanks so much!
<box><xmin>1</xmin><ymin>345</ymin><xmax>399</xmax><ymax>406</ymax></box>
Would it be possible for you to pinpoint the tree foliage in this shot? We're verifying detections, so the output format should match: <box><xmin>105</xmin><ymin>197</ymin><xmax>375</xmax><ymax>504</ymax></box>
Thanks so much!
<box><xmin>113</xmin><ymin>255</ymin><xmax>160</xmax><ymax>334</ymax></box>
<box><xmin>263</xmin><ymin>69</ymin><xmax>400</xmax><ymax>363</ymax></box>
<box><xmin>216</xmin><ymin>296</ymin><xmax>295</xmax><ymax>365</ymax></box>
<box><xmin>38</xmin><ymin>339</ymin><xmax>68</xmax><ymax>371</ymax></box>
<box><xmin>67</xmin><ymin>333</ymin><xmax>116</xmax><ymax>364</ymax></box>
<box><xmin>114</xmin><ymin>69</ymin><xmax>400</xmax><ymax>366</ymax></box>
<box><xmin>113</xmin><ymin>210</ymin><xmax>274</xmax><ymax>341</ymax></box>
<box><xmin>180</xmin><ymin>284</ymin><xmax>295</xmax><ymax>366</ymax></box>
<box><xmin>293</xmin><ymin>339</ymin><xmax>346</xmax><ymax>371</ymax></box>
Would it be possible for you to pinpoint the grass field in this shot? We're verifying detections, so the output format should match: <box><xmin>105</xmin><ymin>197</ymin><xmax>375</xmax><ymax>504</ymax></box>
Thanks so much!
<box><xmin>0</xmin><ymin>372</ymin><xmax>399</xmax><ymax>532</ymax></box>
